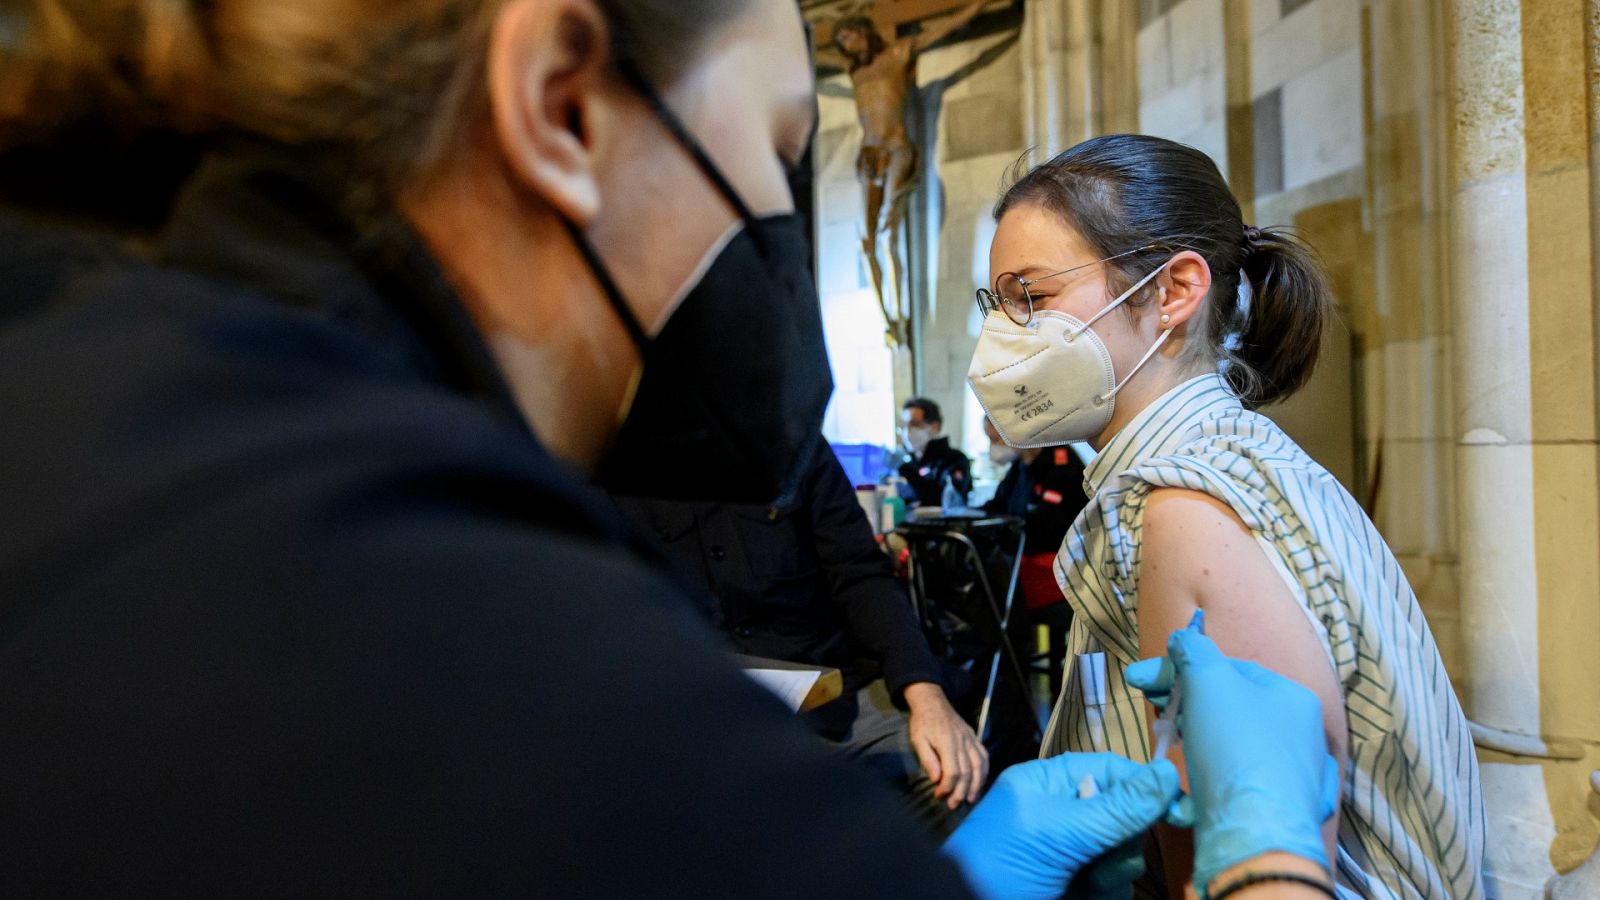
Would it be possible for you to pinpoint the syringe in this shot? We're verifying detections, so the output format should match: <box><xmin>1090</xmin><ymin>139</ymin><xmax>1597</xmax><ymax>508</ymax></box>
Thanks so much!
<box><xmin>1150</xmin><ymin>608</ymin><xmax>1205</xmax><ymax>761</ymax></box>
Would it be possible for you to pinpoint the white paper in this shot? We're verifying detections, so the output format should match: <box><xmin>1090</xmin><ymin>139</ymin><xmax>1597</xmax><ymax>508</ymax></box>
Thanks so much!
<box><xmin>744</xmin><ymin>667</ymin><xmax>821</xmax><ymax>712</ymax></box>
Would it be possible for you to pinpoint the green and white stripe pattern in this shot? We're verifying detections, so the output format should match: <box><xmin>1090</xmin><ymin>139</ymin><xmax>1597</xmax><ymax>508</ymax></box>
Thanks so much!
<box><xmin>1041</xmin><ymin>374</ymin><xmax>1484</xmax><ymax>899</ymax></box>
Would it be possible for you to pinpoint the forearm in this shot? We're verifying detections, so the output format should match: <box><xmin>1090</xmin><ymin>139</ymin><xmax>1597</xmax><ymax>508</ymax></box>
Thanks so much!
<box><xmin>902</xmin><ymin>679</ymin><xmax>947</xmax><ymax>710</ymax></box>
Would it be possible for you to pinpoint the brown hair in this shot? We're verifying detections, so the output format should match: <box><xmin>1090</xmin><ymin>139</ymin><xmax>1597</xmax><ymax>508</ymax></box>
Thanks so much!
<box><xmin>994</xmin><ymin>134</ymin><xmax>1334</xmax><ymax>409</ymax></box>
<box><xmin>1</xmin><ymin>0</ymin><xmax>749</xmax><ymax>198</ymax></box>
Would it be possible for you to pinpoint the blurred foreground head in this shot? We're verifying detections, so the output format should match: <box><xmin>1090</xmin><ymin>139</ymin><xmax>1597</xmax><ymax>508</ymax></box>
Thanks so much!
<box><xmin>0</xmin><ymin>0</ymin><xmax>821</xmax><ymax>467</ymax></box>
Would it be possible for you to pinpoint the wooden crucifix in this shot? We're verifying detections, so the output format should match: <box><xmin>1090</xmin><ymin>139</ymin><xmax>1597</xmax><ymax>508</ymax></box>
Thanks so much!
<box><xmin>811</xmin><ymin>0</ymin><xmax>1006</xmax><ymax>348</ymax></box>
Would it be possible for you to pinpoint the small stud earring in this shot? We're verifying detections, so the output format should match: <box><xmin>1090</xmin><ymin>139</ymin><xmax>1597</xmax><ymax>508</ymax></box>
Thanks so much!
<box><xmin>1161</xmin><ymin>314</ymin><xmax>1171</xmax><ymax>324</ymax></box>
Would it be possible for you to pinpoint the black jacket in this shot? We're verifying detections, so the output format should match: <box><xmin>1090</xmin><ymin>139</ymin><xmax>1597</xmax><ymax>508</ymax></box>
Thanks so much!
<box><xmin>0</xmin><ymin>143</ymin><xmax>970</xmax><ymax>897</ymax></box>
<box><xmin>982</xmin><ymin>446</ymin><xmax>1090</xmax><ymax>555</ymax></box>
<box><xmin>898</xmin><ymin>436</ymin><xmax>972</xmax><ymax>507</ymax></box>
<box><xmin>613</xmin><ymin>444</ymin><xmax>944</xmax><ymax>739</ymax></box>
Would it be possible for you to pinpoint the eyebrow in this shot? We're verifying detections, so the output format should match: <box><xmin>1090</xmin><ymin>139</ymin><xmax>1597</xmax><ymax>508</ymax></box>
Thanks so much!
<box><xmin>1012</xmin><ymin>264</ymin><xmax>1062</xmax><ymax>280</ymax></box>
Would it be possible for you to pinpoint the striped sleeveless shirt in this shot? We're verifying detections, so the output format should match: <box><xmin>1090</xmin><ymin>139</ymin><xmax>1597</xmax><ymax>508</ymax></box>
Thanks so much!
<box><xmin>1041</xmin><ymin>374</ymin><xmax>1484</xmax><ymax>899</ymax></box>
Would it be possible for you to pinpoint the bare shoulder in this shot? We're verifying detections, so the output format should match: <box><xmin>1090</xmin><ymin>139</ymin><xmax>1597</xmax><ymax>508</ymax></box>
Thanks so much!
<box><xmin>1139</xmin><ymin>487</ymin><xmax>1257</xmax><ymax>575</ymax></box>
<box><xmin>1136</xmin><ymin>487</ymin><xmax>1298</xmax><ymax>656</ymax></box>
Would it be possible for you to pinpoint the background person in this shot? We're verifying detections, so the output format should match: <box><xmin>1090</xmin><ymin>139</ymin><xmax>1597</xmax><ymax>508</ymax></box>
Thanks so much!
<box><xmin>898</xmin><ymin>395</ymin><xmax>971</xmax><ymax>508</ymax></box>
<box><xmin>614</xmin><ymin>440</ymin><xmax>986</xmax><ymax>832</ymax></box>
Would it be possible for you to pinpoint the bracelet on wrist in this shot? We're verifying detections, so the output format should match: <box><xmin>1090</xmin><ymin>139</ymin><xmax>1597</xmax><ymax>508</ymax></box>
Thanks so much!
<box><xmin>1208</xmin><ymin>870</ymin><xmax>1336</xmax><ymax>900</ymax></box>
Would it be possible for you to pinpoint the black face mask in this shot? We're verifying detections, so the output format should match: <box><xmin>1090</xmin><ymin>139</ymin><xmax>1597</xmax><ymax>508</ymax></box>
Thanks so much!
<box><xmin>569</xmin><ymin>61</ymin><xmax>834</xmax><ymax>506</ymax></box>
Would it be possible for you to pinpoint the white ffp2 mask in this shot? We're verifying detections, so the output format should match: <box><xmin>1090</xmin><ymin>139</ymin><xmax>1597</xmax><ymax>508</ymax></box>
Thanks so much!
<box><xmin>967</xmin><ymin>264</ymin><xmax>1171</xmax><ymax>447</ymax></box>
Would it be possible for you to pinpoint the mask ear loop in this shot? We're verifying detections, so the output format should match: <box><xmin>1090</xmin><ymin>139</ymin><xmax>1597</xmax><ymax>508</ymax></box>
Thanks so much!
<box><xmin>1098</xmin><ymin>320</ymin><xmax>1174</xmax><ymax>405</ymax></box>
<box><xmin>1060</xmin><ymin>263</ymin><xmax>1173</xmax><ymax>406</ymax></box>
<box><xmin>1066</xmin><ymin>264</ymin><xmax>1166</xmax><ymax>339</ymax></box>
<box><xmin>560</xmin><ymin>217</ymin><xmax>650</xmax><ymax>350</ymax></box>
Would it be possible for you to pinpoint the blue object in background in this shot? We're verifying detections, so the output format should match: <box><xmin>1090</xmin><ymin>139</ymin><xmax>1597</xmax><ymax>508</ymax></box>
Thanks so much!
<box><xmin>832</xmin><ymin>442</ymin><xmax>893</xmax><ymax>487</ymax></box>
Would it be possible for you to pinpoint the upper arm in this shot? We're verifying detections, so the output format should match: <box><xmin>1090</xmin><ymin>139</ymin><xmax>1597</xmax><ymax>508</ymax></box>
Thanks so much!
<box><xmin>1136</xmin><ymin>488</ymin><xmax>1347</xmax><ymax>891</ymax></box>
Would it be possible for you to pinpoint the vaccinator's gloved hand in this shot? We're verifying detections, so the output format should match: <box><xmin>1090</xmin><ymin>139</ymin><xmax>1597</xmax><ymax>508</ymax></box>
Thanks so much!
<box><xmin>1124</xmin><ymin>628</ymin><xmax>1340</xmax><ymax>892</ymax></box>
<box><xmin>941</xmin><ymin>753</ymin><xmax>1181</xmax><ymax>900</ymax></box>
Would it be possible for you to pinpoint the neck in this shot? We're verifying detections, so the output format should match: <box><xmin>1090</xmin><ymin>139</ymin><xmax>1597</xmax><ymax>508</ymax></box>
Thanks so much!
<box><xmin>399</xmin><ymin>148</ymin><xmax>639</xmax><ymax>470</ymax></box>
<box><xmin>1088</xmin><ymin>342</ymin><xmax>1209</xmax><ymax>452</ymax></box>
<box><xmin>1020</xmin><ymin>447</ymin><xmax>1044</xmax><ymax>464</ymax></box>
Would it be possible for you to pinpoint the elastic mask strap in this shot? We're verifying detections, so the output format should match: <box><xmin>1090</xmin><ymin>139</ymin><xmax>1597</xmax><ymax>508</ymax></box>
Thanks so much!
<box><xmin>616</xmin><ymin>58</ymin><xmax>758</xmax><ymax>224</ymax></box>
<box><xmin>560</xmin><ymin>217</ymin><xmax>649</xmax><ymax>351</ymax></box>
<box><xmin>1101</xmin><ymin>326</ymin><xmax>1173</xmax><ymax>404</ymax></box>
<box><xmin>1070</xmin><ymin>264</ymin><xmax>1166</xmax><ymax>337</ymax></box>
<box><xmin>1061</xmin><ymin>261</ymin><xmax>1172</xmax><ymax>405</ymax></box>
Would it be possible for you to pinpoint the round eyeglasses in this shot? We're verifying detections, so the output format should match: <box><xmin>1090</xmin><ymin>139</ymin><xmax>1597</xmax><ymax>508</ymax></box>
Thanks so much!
<box><xmin>974</xmin><ymin>244</ymin><xmax>1162</xmax><ymax>326</ymax></box>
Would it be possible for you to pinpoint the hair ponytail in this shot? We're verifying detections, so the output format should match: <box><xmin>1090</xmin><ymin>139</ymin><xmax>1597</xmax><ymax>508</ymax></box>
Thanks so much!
<box><xmin>1225</xmin><ymin>227</ymin><xmax>1334</xmax><ymax>408</ymax></box>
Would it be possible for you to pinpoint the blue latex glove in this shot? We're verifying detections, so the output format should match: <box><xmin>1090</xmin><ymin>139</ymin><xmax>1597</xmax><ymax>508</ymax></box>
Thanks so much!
<box><xmin>1124</xmin><ymin>628</ymin><xmax>1340</xmax><ymax>893</ymax></box>
<box><xmin>942</xmin><ymin>753</ymin><xmax>1181</xmax><ymax>900</ymax></box>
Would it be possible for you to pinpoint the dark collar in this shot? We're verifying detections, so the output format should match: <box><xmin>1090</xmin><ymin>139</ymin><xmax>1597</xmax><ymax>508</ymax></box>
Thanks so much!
<box><xmin>155</xmin><ymin>140</ymin><xmax>521</xmax><ymax>416</ymax></box>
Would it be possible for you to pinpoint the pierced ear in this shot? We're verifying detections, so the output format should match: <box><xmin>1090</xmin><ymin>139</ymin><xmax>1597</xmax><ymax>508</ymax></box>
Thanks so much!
<box><xmin>487</xmin><ymin>0</ymin><xmax>609</xmax><ymax>225</ymax></box>
<box><xmin>1157</xmin><ymin>250</ymin><xmax>1212</xmax><ymax>329</ymax></box>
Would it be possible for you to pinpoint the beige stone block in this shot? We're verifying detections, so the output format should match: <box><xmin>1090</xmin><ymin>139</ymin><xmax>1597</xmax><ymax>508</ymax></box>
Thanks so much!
<box><xmin>1367</xmin><ymin>207</ymin><xmax>1432</xmax><ymax>338</ymax></box>
<box><xmin>1249</xmin><ymin>0</ymin><xmax>1278</xmax><ymax>34</ymax></box>
<box><xmin>1137</xmin><ymin>16</ymin><xmax>1175</xmax><ymax>100</ymax></box>
<box><xmin>1252</xmin><ymin>166</ymin><xmax>1364</xmax><ymax>230</ymax></box>
<box><xmin>1456</xmin><ymin>441</ymin><xmax>1539</xmax><ymax>735</ymax></box>
<box><xmin>1368</xmin><ymin>111</ymin><xmax>1427</xmax><ymax>216</ymax></box>
<box><xmin>1373</xmin><ymin>438</ymin><xmax>1433</xmax><ymax>551</ymax></box>
<box><xmin>1529</xmin><ymin>441</ymin><xmax>1600</xmax><ymax>739</ymax></box>
<box><xmin>1398</xmin><ymin>551</ymin><xmax>1462</xmax><ymax>668</ymax></box>
<box><xmin>1525</xmin><ymin>166</ymin><xmax>1598</xmax><ymax>442</ymax></box>
<box><xmin>1380</xmin><ymin>338</ymin><xmax>1451</xmax><ymax>442</ymax></box>
<box><xmin>1365</xmin><ymin>1</ymin><xmax>1431</xmax><ymax>122</ymax></box>
<box><xmin>1175</xmin><ymin>112</ymin><xmax>1229</xmax><ymax>172</ymax></box>
<box><xmin>1370</xmin><ymin>433</ymin><xmax>1458</xmax><ymax>561</ymax></box>
<box><xmin>1478</xmin><ymin>763</ymin><xmax>1560</xmax><ymax>898</ymax></box>
<box><xmin>1280</xmin><ymin>47</ymin><xmax>1364</xmax><ymax>191</ymax></box>
<box><xmin>1450</xmin><ymin>172</ymin><xmax>1532</xmax><ymax>444</ymax></box>
<box><xmin>1262</xmin><ymin>303</ymin><xmax>1357</xmax><ymax>489</ymax></box>
<box><xmin>1140</xmin><ymin>65</ymin><xmax>1225</xmax><ymax>152</ymax></box>
<box><xmin>919</xmin><ymin>32</ymin><xmax>1020</xmax><ymax>101</ymax></box>
<box><xmin>1449</xmin><ymin>0</ymin><xmax>1527</xmax><ymax>184</ymax></box>
<box><xmin>1249</xmin><ymin>0</ymin><xmax>1359</xmax><ymax>99</ymax></box>
<box><xmin>1167</xmin><ymin>0</ymin><xmax>1225</xmax><ymax>81</ymax></box>
<box><xmin>1520</xmin><ymin>0</ymin><xmax>1591</xmax><ymax>175</ymax></box>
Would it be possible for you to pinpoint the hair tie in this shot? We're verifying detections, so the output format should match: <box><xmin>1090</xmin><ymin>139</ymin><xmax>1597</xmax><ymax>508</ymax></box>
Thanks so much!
<box><xmin>1242</xmin><ymin>225</ymin><xmax>1263</xmax><ymax>247</ymax></box>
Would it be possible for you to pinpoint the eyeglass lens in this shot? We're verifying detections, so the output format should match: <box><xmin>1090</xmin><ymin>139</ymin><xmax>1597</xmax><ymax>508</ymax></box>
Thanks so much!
<box><xmin>995</xmin><ymin>273</ymin><xmax>1031</xmax><ymax>324</ymax></box>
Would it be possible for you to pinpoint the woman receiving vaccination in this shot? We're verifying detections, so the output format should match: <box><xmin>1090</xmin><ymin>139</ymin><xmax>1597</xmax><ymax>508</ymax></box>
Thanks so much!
<box><xmin>969</xmin><ymin>134</ymin><xmax>1485</xmax><ymax>898</ymax></box>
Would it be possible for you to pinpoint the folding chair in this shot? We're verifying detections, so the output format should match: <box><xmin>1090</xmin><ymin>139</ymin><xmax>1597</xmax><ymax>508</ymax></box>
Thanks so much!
<box><xmin>894</xmin><ymin>514</ymin><xmax>1037</xmax><ymax>746</ymax></box>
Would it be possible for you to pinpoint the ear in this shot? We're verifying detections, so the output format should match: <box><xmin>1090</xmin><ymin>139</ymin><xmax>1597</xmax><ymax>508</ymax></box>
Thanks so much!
<box><xmin>1157</xmin><ymin>249</ymin><xmax>1212</xmax><ymax>329</ymax></box>
<box><xmin>486</xmin><ymin>0</ymin><xmax>610</xmax><ymax>225</ymax></box>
